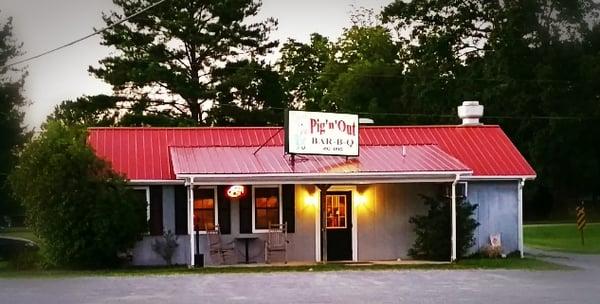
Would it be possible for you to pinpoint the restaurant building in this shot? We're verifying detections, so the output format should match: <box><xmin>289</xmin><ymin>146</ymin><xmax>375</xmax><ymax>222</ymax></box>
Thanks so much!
<box><xmin>87</xmin><ymin>101</ymin><xmax>535</xmax><ymax>266</ymax></box>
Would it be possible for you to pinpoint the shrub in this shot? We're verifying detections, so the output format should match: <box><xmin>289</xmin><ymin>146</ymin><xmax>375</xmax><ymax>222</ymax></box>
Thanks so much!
<box><xmin>9</xmin><ymin>121</ymin><xmax>146</xmax><ymax>268</ymax></box>
<box><xmin>152</xmin><ymin>230</ymin><xmax>179</xmax><ymax>265</ymax></box>
<box><xmin>480</xmin><ymin>245</ymin><xmax>503</xmax><ymax>258</ymax></box>
<box><xmin>408</xmin><ymin>195</ymin><xmax>479</xmax><ymax>261</ymax></box>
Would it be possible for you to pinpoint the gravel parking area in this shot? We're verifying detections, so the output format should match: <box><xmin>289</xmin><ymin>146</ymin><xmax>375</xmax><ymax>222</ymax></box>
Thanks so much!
<box><xmin>1</xmin><ymin>250</ymin><xmax>598</xmax><ymax>304</ymax></box>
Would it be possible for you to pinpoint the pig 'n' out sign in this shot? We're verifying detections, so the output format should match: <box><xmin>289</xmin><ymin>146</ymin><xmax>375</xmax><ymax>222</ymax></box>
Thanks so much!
<box><xmin>284</xmin><ymin>110</ymin><xmax>359</xmax><ymax>156</ymax></box>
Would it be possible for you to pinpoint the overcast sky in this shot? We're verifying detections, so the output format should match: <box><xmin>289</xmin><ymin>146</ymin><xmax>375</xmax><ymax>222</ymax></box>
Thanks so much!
<box><xmin>1</xmin><ymin>0</ymin><xmax>391</xmax><ymax>128</ymax></box>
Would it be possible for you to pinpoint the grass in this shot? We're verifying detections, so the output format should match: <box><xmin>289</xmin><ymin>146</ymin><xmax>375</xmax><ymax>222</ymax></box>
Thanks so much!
<box><xmin>524</xmin><ymin>223</ymin><xmax>600</xmax><ymax>254</ymax></box>
<box><xmin>0</xmin><ymin>257</ymin><xmax>565</xmax><ymax>279</ymax></box>
<box><xmin>0</xmin><ymin>227</ymin><xmax>39</xmax><ymax>244</ymax></box>
<box><xmin>0</xmin><ymin>227</ymin><xmax>565</xmax><ymax>278</ymax></box>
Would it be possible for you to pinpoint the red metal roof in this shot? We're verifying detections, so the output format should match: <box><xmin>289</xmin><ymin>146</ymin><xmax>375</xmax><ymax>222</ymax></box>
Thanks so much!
<box><xmin>170</xmin><ymin>145</ymin><xmax>470</xmax><ymax>175</ymax></box>
<box><xmin>87</xmin><ymin>126</ymin><xmax>536</xmax><ymax>180</ymax></box>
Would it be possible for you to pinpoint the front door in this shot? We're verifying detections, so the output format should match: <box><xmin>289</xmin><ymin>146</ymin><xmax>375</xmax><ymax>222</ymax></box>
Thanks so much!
<box><xmin>325</xmin><ymin>191</ymin><xmax>352</xmax><ymax>261</ymax></box>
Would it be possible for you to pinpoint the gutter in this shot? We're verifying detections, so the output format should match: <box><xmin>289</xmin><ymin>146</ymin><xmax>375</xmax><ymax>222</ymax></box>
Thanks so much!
<box><xmin>450</xmin><ymin>173</ymin><xmax>460</xmax><ymax>262</ymax></box>
<box><xmin>177</xmin><ymin>171</ymin><xmax>473</xmax><ymax>185</ymax></box>
<box><xmin>518</xmin><ymin>178</ymin><xmax>525</xmax><ymax>258</ymax></box>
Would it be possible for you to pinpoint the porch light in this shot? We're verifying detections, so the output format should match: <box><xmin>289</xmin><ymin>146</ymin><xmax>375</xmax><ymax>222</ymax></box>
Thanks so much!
<box><xmin>355</xmin><ymin>193</ymin><xmax>367</xmax><ymax>206</ymax></box>
<box><xmin>305</xmin><ymin>194</ymin><xmax>318</xmax><ymax>206</ymax></box>
<box><xmin>226</xmin><ymin>185</ymin><xmax>245</xmax><ymax>198</ymax></box>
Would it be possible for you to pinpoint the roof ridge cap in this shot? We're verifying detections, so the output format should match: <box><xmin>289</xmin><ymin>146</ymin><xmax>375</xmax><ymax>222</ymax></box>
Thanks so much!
<box><xmin>361</xmin><ymin>125</ymin><xmax>501</xmax><ymax>128</ymax></box>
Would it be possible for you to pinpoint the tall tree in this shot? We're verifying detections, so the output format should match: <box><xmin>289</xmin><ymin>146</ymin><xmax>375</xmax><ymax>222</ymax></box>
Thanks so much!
<box><xmin>278</xmin><ymin>11</ymin><xmax>405</xmax><ymax>123</ymax></box>
<box><xmin>0</xmin><ymin>15</ymin><xmax>28</xmax><ymax>218</ymax></box>
<box><xmin>279</xmin><ymin>33</ymin><xmax>332</xmax><ymax>111</ymax></box>
<box><xmin>207</xmin><ymin>60</ymin><xmax>287</xmax><ymax>125</ymax></box>
<box><xmin>91</xmin><ymin>0</ymin><xmax>279</xmax><ymax>125</ymax></box>
<box><xmin>47</xmin><ymin>95</ymin><xmax>121</xmax><ymax>127</ymax></box>
<box><xmin>382</xmin><ymin>0</ymin><xmax>600</xmax><ymax>219</ymax></box>
<box><xmin>47</xmin><ymin>94</ymin><xmax>195</xmax><ymax>127</ymax></box>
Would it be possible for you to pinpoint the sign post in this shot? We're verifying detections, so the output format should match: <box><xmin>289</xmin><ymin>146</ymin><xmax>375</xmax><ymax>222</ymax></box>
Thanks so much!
<box><xmin>576</xmin><ymin>202</ymin><xmax>586</xmax><ymax>246</ymax></box>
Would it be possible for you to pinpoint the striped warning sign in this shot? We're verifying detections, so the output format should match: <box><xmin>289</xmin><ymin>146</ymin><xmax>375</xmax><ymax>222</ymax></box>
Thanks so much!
<box><xmin>576</xmin><ymin>205</ymin><xmax>586</xmax><ymax>230</ymax></box>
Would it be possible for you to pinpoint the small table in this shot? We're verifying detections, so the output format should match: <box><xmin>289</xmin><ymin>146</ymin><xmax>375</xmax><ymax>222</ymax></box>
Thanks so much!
<box><xmin>235</xmin><ymin>236</ymin><xmax>259</xmax><ymax>264</ymax></box>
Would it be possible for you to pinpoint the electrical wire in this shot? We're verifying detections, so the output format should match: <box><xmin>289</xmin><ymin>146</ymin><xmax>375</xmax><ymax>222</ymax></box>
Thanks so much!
<box><xmin>5</xmin><ymin>0</ymin><xmax>169</xmax><ymax>68</ymax></box>
<box><xmin>208</xmin><ymin>102</ymin><xmax>600</xmax><ymax>121</ymax></box>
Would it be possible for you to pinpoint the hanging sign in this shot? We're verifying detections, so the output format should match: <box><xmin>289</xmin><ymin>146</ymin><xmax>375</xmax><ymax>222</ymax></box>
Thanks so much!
<box><xmin>285</xmin><ymin>110</ymin><xmax>359</xmax><ymax>156</ymax></box>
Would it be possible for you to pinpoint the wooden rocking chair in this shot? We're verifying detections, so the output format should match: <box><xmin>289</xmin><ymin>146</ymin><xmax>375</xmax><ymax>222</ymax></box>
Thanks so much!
<box><xmin>205</xmin><ymin>224</ymin><xmax>235</xmax><ymax>265</ymax></box>
<box><xmin>264</xmin><ymin>222</ymin><xmax>288</xmax><ymax>264</ymax></box>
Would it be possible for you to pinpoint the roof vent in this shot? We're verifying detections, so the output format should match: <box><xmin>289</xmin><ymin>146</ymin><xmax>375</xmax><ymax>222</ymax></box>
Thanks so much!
<box><xmin>457</xmin><ymin>101</ymin><xmax>484</xmax><ymax>126</ymax></box>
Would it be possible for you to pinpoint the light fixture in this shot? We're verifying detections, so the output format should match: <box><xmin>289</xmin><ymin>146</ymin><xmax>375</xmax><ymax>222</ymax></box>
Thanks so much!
<box><xmin>226</xmin><ymin>185</ymin><xmax>245</xmax><ymax>198</ymax></box>
<box><xmin>305</xmin><ymin>194</ymin><xmax>318</xmax><ymax>206</ymax></box>
<box><xmin>355</xmin><ymin>193</ymin><xmax>367</xmax><ymax>206</ymax></box>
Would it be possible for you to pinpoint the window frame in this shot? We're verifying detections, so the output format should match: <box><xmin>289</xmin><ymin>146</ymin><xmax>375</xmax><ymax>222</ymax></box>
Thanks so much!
<box><xmin>325</xmin><ymin>194</ymin><xmax>348</xmax><ymax>229</ymax></box>
<box><xmin>193</xmin><ymin>185</ymin><xmax>219</xmax><ymax>234</ymax></box>
<box><xmin>251</xmin><ymin>185</ymin><xmax>283</xmax><ymax>233</ymax></box>
<box><xmin>132</xmin><ymin>186</ymin><xmax>150</xmax><ymax>234</ymax></box>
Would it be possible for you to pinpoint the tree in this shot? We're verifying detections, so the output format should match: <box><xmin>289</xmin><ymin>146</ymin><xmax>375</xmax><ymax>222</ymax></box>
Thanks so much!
<box><xmin>46</xmin><ymin>95</ymin><xmax>121</xmax><ymax>127</ymax></box>
<box><xmin>278</xmin><ymin>13</ymin><xmax>405</xmax><ymax>123</ymax></box>
<box><xmin>47</xmin><ymin>94</ymin><xmax>196</xmax><ymax>127</ymax></box>
<box><xmin>0</xmin><ymin>15</ymin><xmax>29</xmax><ymax>218</ymax></box>
<box><xmin>90</xmin><ymin>0</ymin><xmax>279</xmax><ymax>125</ymax></box>
<box><xmin>382</xmin><ymin>0</ymin><xmax>600</xmax><ymax>219</ymax></box>
<box><xmin>207</xmin><ymin>60</ymin><xmax>287</xmax><ymax>125</ymax></box>
<box><xmin>408</xmin><ymin>195</ymin><xmax>479</xmax><ymax>261</ymax></box>
<box><xmin>321</xmin><ymin>24</ymin><xmax>403</xmax><ymax>123</ymax></box>
<box><xmin>279</xmin><ymin>33</ymin><xmax>332</xmax><ymax>110</ymax></box>
<box><xmin>9</xmin><ymin>122</ymin><xmax>146</xmax><ymax>268</ymax></box>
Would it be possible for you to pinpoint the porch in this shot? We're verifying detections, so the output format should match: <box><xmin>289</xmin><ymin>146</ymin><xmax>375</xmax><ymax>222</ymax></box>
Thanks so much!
<box><xmin>170</xmin><ymin>144</ymin><xmax>473</xmax><ymax>266</ymax></box>
<box><xmin>182</xmin><ymin>182</ymin><xmax>459</xmax><ymax>266</ymax></box>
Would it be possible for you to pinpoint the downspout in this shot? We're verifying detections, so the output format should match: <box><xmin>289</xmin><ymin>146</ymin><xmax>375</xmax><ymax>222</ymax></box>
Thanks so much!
<box><xmin>186</xmin><ymin>177</ymin><xmax>195</xmax><ymax>267</ymax></box>
<box><xmin>518</xmin><ymin>178</ymin><xmax>525</xmax><ymax>258</ymax></box>
<box><xmin>451</xmin><ymin>174</ymin><xmax>459</xmax><ymax>262</ymax></box>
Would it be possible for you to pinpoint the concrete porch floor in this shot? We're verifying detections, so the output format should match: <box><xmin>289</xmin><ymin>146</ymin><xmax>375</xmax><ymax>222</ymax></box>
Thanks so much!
<box><xmin>206</xmin><ymin>259</ymin><xmax>449</xmax><ymax>268</ymax></box>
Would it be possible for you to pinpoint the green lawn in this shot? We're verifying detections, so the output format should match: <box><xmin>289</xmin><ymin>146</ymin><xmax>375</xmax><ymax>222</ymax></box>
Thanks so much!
<box><xmin>524</xmin><ymin>223</ymin><xmax>600</xmax><ymax>254</ymax></box>
<box><xmin>0</xmin><ymin>257</ymin><xmax>565</xmax><ymax>278</ymax></box>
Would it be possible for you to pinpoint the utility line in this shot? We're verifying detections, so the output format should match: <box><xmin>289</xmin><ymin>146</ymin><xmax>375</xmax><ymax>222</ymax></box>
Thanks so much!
<box><xmin>5</xmin><ymin>0</ymin><xmax>169</xmax><ymax>68</ymax></box>
<box><xmin>205</xmin><ymin>102</ymin><xmax>600</xmax><ymax>121</ymax></box>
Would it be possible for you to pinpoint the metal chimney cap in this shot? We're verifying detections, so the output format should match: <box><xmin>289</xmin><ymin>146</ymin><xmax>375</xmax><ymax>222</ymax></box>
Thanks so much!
<box><xmin>457</xmin><ymin>101</ymin><xmax>484</xmax><ymax>125</ymax></box>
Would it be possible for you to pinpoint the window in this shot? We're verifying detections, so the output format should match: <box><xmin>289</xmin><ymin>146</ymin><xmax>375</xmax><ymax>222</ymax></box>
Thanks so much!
<box><xmin>132</xmin><ymin>187</ymin><xmax>150</xmax><ymax>232</ymax></box>
<box><xmin>194</xmin><ymin>187</ymin><xmax>216</xmax><ymax>231</ymax></box>
<box><xmin>326</xmin><ymin>194</ymin><xmax>347</xmax><ymax>229</ymax></box>
<box><xmin>253</xmin><ymin>186</ymin><xmax>281</xmax><ymax>230</ymax></box>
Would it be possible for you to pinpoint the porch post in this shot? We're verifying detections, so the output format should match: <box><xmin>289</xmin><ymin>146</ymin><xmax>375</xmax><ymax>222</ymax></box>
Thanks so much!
<box><xmin>451</xmin><ymin>176</ymin><xmax>458</xmax><ymax>262</ymax></box>
<box><xmin>187</xmin><ymin>178</ymin><xmax>195</xmax><ymax>267</ymax></box>
<box><xmin>518</xmin><ymin>179</ymin><xmax>525</xmax><ymax>258</ymax></box>
<box><xmin>316</xmin><ymin>184</ymin><xmax>331</xmax><ymax>263</ymax></box>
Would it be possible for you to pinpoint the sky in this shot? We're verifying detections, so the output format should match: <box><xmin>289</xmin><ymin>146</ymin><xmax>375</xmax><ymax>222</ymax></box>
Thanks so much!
<box><xmin>1</xmin><ymin>0</ymin><xmax>391</xmax><ymax>129</ymax></box>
